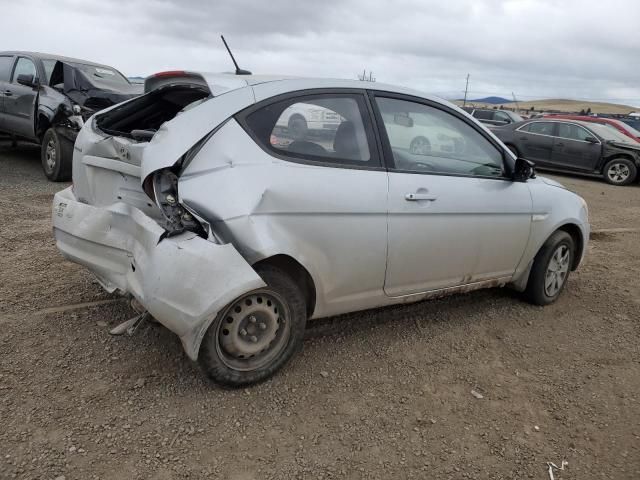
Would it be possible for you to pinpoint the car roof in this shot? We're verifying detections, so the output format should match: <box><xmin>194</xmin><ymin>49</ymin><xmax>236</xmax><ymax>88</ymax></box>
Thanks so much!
<box><xmin>0</xmin><ymin>51</ymin><xmax>114</xmax><ymax>68</ymax></box>
<box><xmin>194</xmin><ymin>72</ymin><xmax>449</xmax><ymax>104</ymax></box>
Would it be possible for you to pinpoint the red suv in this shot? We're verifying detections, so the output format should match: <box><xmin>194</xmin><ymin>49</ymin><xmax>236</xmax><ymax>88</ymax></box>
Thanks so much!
<box><xmin>543</xmin><ymin>115</ymin><xmax>640</xmax><ymax>142</ymax></box>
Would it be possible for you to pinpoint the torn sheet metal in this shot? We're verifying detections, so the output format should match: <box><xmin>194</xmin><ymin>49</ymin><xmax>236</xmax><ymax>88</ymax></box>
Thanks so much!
<box><xmin>139</xmin><ymin>86</ymin><xmax>255</xmax><ymax>183</ymax></box>
<box><xmin>52</xmin><ymin>186</ymin><xmax>265</xmax><ymax>360</ymax></box>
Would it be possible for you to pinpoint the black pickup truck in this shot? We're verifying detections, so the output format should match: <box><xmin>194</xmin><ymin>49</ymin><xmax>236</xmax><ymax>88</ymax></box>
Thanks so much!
<box><xmin>0</xmin><ymin>51</ymin><xmax>140</xmax><ymax>180</ymax></box>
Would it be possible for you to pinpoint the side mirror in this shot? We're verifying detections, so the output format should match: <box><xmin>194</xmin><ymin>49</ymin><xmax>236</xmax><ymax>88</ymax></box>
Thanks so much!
<box><xmin>584</xmin><ymin>136</ymin><xmax>598</xmax><ymax>144</ymax></box>
<box><xmin>512</xmin><ymin>157</ymin><xmax>536</xmax><ymax>182</ymax></box>
<box><xmin>17</xmin><ymin>74</ymin><xmax>38</xmax><ymax>88</ymax></box>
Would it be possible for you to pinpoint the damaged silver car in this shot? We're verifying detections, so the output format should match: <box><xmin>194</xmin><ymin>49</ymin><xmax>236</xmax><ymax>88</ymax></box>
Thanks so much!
<box><xmin>52</xmin><ymin>72</ymin><xmax>590</xmax><ymax>386</ymax></box>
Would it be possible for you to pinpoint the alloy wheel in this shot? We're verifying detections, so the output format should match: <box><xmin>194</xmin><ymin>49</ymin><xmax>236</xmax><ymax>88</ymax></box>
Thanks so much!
<box><xmin>544</xmin><ymin>244</ymin><xmax>570</xmax><ymax>297</ymax></box>
<box><xmin>607</xmin><ymin>162</ymin><xmax>631</xmax><ymax>184</ymax></box>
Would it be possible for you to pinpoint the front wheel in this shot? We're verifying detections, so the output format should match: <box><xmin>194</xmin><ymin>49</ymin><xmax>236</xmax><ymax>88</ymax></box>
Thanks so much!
<box><xmin>524</xmin><ymin>230</ymin><xmax>574</xmax><ymax>306</ymax></box>
<box><xmin>199</xmin><ymin>265</ymin><xmax>307</xmax><ymax>387</ymax></box>
<box><xmin>603</xmin><ymin>158</ymin><xmax>637</xmax><ymax>186</ymax></box>
<box><xmin>41</xmin><ymin>128</ymin><xmax>73</xmax><ymax>181</ymax></box>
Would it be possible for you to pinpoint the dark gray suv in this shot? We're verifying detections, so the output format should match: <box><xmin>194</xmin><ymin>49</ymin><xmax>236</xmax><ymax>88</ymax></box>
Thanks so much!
<box><xmin>0</xmin><ymin>51</ymin><xmax>140</xmax><ymax>180</ymax></box>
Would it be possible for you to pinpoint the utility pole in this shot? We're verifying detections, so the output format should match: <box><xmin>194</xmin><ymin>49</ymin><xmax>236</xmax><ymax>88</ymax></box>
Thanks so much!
<box><xmin>512</xmin><ymin>92</ymin><xmax>520</xmax><ymax>113</ymax></box>
<box><xmin>463</xmin><ymin>74</ymin><xmax>470</xmax><ymax>107</ymax></box>
<box><xmin>358</xmin><ymin>69</ymin><xmax>376</xmax><ymax>82</ymax></box>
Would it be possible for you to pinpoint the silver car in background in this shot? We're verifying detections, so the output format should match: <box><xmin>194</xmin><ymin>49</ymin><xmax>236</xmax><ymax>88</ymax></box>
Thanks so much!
<box><xmin>52</xmin><ymin>73</ymin><xmax>590</xmax><ymax>386</ymax></box>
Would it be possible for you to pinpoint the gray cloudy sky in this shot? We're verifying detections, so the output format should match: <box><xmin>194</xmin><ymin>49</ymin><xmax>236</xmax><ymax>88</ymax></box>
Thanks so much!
<box><xmin>2</xmin><ymin>0</ymin><xmax>640</xmax><ymax>105</ymax></box>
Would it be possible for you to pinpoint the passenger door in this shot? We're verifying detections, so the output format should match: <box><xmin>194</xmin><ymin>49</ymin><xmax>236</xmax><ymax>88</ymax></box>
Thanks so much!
<box><xmin>373</xmin><ymin>95</ymin><xmax>532</xmax><ymax>296</ymax></box>
<box><xmin>4</xmin><ymin>56</ymin><xmax>38</xmax><ymax>139</ymax></box>
<box><xmin>551</xmin><ymin>123</ymin><xmax>602</xmax><ymax>171</ymax></box>
<box><xmin>515</xmin><ymin>121</ymin><xmax>556</xmax><ymax>165</ymax></box>
<box><xmin>0</xmin><ymin>55</ymin><xmax>15</xmax><ymax>130</ymax></box>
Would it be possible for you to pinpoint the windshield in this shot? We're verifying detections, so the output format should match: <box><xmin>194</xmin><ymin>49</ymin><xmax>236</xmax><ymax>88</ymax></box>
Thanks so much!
<box><xmin>620</xmin><ymin>119</ymin><xmax>640</xmax><ymax>132</ymax></box>
<box><xmin>510</xmin><ymin>112</ymin><xmax>524</xmax><ymax>122</ymax></box>
<box><xmin>617</xmin><ymin>121</ymin><xmax>640</xmax><ymax>138</ymax></box>
<box><xmin>587</xmin><ymin>122</ymin><xmax>640</xmax><ymax>144</ymax></box>
<box><xmin>69</xmin><ymin>62</ymin><xmax>130</xmax><ymax>87</ymax></box>
<box><xmin>42</xmin><ymin>58</ymin><xmax>130</xmax><ymax>88</ymax></box>
<box><xmin>42</xmin><ymin>59</ymin><xmax>57</xmax><ymax>84</ymax></box>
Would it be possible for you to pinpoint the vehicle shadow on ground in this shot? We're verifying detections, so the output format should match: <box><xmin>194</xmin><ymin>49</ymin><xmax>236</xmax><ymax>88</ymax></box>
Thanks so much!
<box><xmin>0</xmin><ymin>140</ymin><xmax>41</xmax><ymax>162</ymax></box>
<box><xmin>303</xmin><ymin>287</ymin><xmax>521</xmax><ymax>340</ymax></box>
<box><xmin>108</xmin><ymin>286</ymin><xmax>523</xmax><ymax>369</ymax></box>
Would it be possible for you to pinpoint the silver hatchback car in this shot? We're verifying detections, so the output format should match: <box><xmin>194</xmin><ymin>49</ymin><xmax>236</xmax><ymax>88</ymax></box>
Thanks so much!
<box><xmin>52</xmin><ymin>72</ymin><xmax>589</xmax><ymax>386</ymax></box>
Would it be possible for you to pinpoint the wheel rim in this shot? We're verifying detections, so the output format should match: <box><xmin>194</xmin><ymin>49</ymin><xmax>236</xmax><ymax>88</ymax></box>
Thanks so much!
<box><xmin>45</xmin><ymin>138</ymin><xmax>57</xmax><ymax>173</ymax></box>
<box><xmin>410</xmin><ymin>138</ymin><xmax>430</xmax><ymax>155</ymax></box>
<box><xmin>215</xmin><ymin>290</ymin><xmax>291</xmax><ymax>371</ymax></box>
<box><xmin>544</xmin><ymin>244</ymin><xmax>570</xmax><ymax>297</ymax></box>
<box><xmin>607</xmin><ymin>163</ymin><xmax>630</xmax><ymax>183</ymax></box>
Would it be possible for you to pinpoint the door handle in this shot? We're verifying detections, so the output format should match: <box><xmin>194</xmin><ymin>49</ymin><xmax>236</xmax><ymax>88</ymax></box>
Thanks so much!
<box><xmin>3</xmin><ymin>90</ymin><xmax>12</xmax><ymax>96</ymax></box>
<box><xmin>519</xmin><ymin>136</ymin><xmax>528</xmax><ymax>140</ymax></box>
<box><xmin>405</xmin><ymin>193</ymin><xmax>437</xmax><ymax>201</ymax></box>
<box><xmin>556</xmin><ymin>142</ymin><xmax>564</xmax><ymax>147</ymax></box>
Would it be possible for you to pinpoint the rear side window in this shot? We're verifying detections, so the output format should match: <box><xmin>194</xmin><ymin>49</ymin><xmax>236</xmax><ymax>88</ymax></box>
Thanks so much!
<box><xmin>242</xmin><ymin>93</ymin><xmax>377</xmax><ymax>167</ymax></box>
<box><xmin>0</xmin><ymin>56</ymin><xmax>14</xmax><ymax>82</ymax></box>
<box><xmin>522</xmin><ymin>122</ymin><xmax>554</xmax><ymax>136</ymax></box>
<box><xmin>11</xmin><ymin>57</ymin><xmax>36</xmax><ymax>83</ymax></box>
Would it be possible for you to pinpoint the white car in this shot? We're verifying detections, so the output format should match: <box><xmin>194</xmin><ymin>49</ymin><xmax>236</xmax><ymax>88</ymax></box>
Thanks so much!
<box><xmin>275</xmin><ymin>103</ymin><xmax>343</xmax><ymax>139</ymax></box>
<box><xmin>52</xmin><ymin>72</ymin><xmax>590</xmax><ymax>386</ymax></box>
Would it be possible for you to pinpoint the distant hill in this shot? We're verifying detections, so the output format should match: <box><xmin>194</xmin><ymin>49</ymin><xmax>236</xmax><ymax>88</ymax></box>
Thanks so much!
<box><xmin>466</xmin><ymin>96</ymin><xmax>511</xmax><ymax>104</ymax></box>
<box><xmin>454</xmin><ymin>98</ymin><xmax>638</xmax><ymax>115</ymax></box>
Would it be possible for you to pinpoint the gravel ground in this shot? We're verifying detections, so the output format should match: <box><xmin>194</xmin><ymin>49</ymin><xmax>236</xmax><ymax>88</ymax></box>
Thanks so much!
<box><xmin>1</xmin><ymin>139</ymin><xmax>639</xmax><ymax>480</ymax></box>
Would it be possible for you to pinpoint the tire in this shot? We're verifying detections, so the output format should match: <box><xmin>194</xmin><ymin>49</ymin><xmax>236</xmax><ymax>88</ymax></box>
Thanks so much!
<box><xmin>287</xmin><ymin>115</ymin><xmax>308</xmax><ymax>140</ymax></box>
<box><xmin>41</xmin><ymin>128</ymin><xmax>73</xmax><ymax>181</ymax></box>
<box><xmin>524</xmin><ymin>230</ymin><xmax>574</xmax><ymax>306</ymax></box>
<box><xmin>199</xmin><ymin>264</ymin><xmax>307</xmax><ymax>387</ymax></box>
<box><xmin>409</xmin><ymin>136</ymin><xmax>431</xmax><ymax>155</ymax></box>
<box><xmin>602</xmin><ymin>158</ymin><xmax>637</xmax><ymax>186</ymax></box>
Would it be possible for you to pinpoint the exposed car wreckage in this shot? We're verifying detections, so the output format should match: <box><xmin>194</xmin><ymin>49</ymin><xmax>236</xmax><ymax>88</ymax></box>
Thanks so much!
<box><xmin>0</xmin><ymin>51</ymin><xmax>140</xmax><ymax>180</ymax></box>
<box><xmin>52</xmin><ymin>72</ymin><xmax>589</xmax><ymax>386</ymax></box>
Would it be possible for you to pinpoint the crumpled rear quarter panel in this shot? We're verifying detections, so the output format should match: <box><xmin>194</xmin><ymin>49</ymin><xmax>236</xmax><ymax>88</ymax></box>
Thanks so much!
<box><xmin>52</xmin><ymin>187</ymin><xmax>265</xmax><ymax>360</ymax></box>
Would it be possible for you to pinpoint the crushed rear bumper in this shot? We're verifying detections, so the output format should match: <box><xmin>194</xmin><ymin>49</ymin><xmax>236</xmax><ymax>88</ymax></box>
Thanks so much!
<box><xmin>51</xmin><ymin>187</ymin><xmax>265</xmax><ymax>360</ymax></box>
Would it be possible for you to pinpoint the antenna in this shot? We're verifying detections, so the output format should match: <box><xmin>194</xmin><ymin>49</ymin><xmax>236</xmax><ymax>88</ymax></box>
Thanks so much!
<box><xmin>220</xmin><ymin>35</ymin><xmax>252</xmax><ymax>75</ymax></box>
<box><xmin>463</xmin><ymin>74</ymin><xmax>470</xmax><ymax>107</ymax></box>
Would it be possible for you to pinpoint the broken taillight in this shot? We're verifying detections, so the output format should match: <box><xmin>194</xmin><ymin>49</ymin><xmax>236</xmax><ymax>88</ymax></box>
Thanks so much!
<box><xmin>149</xmin><ymin>169</ymin><xmax>206</xmax><ymax>239</ymax></box>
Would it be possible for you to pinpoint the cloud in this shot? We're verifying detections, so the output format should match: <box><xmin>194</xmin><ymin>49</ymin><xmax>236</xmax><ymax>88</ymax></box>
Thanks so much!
<box><xmin>2</xmin><ymin>0</ymin><xmax>640</xmax><ymax>104</ymax></box>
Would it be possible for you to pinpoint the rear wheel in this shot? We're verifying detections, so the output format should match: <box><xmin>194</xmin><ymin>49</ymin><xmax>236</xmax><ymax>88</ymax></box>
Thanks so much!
<box><xmin>524</xmin><ymin>230</ymin><xmax>574</xmax><ymax>306</ymax></box>
<box><xmin>41</xmin><ymin>128</ymin><xmax>72</xmax><ymax>181</ymax></box>
<box><xmin>603</xmin><ymin>158</ymin><xmax>636</xmax><ymax>186</ymax></box>
<box><xmin>199</xmin><ymin>265</ymin><xmax>307</xmax><ymax>387</ymax></box>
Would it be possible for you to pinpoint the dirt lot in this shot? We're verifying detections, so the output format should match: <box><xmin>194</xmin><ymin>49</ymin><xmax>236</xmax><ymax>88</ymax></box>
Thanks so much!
<box><xmin>1</xmin><ymin>140</ymin><xmax>639</xmax><ymax>480</ymax></box>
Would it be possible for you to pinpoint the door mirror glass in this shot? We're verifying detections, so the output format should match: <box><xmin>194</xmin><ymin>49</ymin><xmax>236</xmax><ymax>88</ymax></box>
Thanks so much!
<box><xmin>16</xmin><ymin>73</ymin><xmax>37</xmax><ymax>87</ymax></box>
<box><xmin>512</xmin><ymin>157</ymin><xmax>536</xmax><ymax>182</ymax></box>
<box><xmin>584</xmin><ymin>136</ymin><xmax>598</xmax><ymax>143</ymax></box>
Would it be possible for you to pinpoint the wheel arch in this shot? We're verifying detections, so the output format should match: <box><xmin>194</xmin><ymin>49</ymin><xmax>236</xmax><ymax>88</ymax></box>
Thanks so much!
<box><xmin>252</xmin><ymin>254</ymin><xmax>316</xmax><ymax>318</ymax></box>
<box><xmin>602</xmin><ymin>153</ymin><xmax>639</xmax><ymax>170</ymax></box>
<box><xmin>556</xmin><ymin>223</ymin><xmax>585</xmax><ymax>271</ymax></box>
